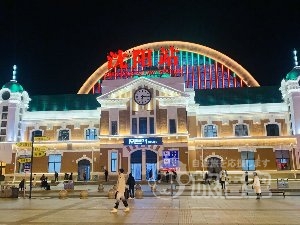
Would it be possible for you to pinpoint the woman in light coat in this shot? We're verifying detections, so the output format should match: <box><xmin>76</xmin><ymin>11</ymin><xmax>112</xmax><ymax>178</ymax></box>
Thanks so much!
<box><xmin>111</xmin><ymin>168</ymin><xmax>129</xmax><ymax>213</ymax></box>
<box><xmin>253</xmin><ymin>172</ymin><xmax>261</xmax><ymax>199</ymax></box>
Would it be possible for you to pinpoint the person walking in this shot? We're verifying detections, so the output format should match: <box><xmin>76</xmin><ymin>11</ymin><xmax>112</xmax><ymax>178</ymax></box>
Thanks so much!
<box><xmin>54</xmin><ymin>171</ymin><xmax>58</xmax><ymax>182</ymax></box>
<box><xmin>104</xmin><ymin>169</ymin><xmax>109</xmax><ymax>182</ymax></box>
<box><xmin>245</xmin><ymin>171</ymin><xmax>249</xmax><ymax>185</ymax></box>
<box><xmin>253</xmin><ymin>172</ymin><xmax>262</xmax><ymax>199</ymax></box>
<box><xmin>19</xmin><ymin>178</ymin><xmax>25</xmax><ymax>191</ymax></box>
<box><xmin>220</xmin><ymin>171</ymin><xmax>226</xmax><ymax>190</ymax></box>
<box><xmin>110</xmin><ymin>168</ymin><xmax>130</xmax><ymax>213</ymax></box>
<box><xmin>126</xmin><ymin>173</ymin><xmax>136</xmax><ymax>199</ymax></box>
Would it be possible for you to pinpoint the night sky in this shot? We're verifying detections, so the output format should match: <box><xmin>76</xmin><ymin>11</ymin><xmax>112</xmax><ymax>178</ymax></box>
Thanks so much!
<box><xmin>1</xmin><ymin>0</ymin><xmax>300</xmax><ymax>95</ymax></box>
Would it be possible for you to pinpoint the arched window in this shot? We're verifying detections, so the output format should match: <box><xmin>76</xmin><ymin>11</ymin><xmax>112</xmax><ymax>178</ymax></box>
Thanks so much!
<box><xmin>266</xmin><ymin>124</ymin><xmax>279</xmax><ymax>136</ymax></box>
<box><xmin>203</xmin><ymin>124</ymin><xmax>218</xmax><ymax>137</ymax></box>
<box><xmin>235</xmin><ymin>124</ymin><xmax>248</xmax><ymax>136</ymax></box>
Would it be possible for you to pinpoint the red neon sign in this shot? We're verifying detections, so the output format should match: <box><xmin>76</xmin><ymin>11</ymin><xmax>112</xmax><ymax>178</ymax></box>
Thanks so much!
<box><xmin>107</xmin><ymin>47</ymin><xmax>179</xmax><ymax>70</ymax></box>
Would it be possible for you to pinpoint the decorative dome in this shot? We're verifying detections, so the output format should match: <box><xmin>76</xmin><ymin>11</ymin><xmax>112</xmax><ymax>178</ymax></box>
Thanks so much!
<box><xmin>286</xmin><ymin>66</ymin><xmax>300</xmax><ymax>81</ymax></box>
<box><xmin>2</xmin><ymin>80</ymin><xmax>24</xmax><ymax>93</ymax></box>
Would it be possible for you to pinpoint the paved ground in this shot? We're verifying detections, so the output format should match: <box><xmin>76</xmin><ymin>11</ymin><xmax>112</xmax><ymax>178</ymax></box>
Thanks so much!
<box><xmin>1</xmin><ymin>181</ymin><xmax>300</xmax><ymax>224</ymax></box>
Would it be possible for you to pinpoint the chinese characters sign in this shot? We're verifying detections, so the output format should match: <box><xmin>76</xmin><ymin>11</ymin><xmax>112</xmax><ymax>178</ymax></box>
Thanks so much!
<box><xmin>106</xmin><ymin>47</ymin><xmax>180</xmax><ymax>78</ymax></box>
<box><xmin>162</xmin><ymin>150</ymin><xmax>179</xmax><ymax>169</ymax></box>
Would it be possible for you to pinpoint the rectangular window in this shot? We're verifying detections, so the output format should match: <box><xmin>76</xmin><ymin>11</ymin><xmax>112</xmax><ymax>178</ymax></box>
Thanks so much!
<box><xmin>235</xmin><ymin>124</ymin><xmax>248</xmax><ymax>136</ymax></box>
<box><xmin>1</xmin><ymin>113</ymin><xmax>8</xmax><ymax>119</ymax></box>
<box><xmin>266</xmin><ymin>124</ymin><xmax>279</xmax><ymax>136</ymax></box>
<box><xmin>111</xmin><ymin>121</ymin><xmax>118</xmax><ymax>135</ymax></box>
<box><xmin>132</xmin><ymin>118</ymin><xmax>137</xmax><ymax>134</ymax></box>
<box><xmin>1</xmin><ymin>121</ymin><xmax>7</xmax><ymax>127</ymax></box>
<box><xmin>111</xmin><ymin>152</ymin><xmax>118</xmax><ymax>172</ymax></box>
<box><xmin>150</xmin><ymin>117</ymin><xmax>155</xmax><ymax>134</ymax></box>
<box><xmin>48</xmin><ymin>154</ymin><xmax>62</xmax><ymax>173</ymax></box>
<box><xmin>139</xmin><ymin>117</ymin><xmax>147</xmax><ymax>134</ymax></box>
<box><xmin>241</xmin><ymin>151</ymin><xmax>255</xmax><ymax>171</ymax></box>
<box><xmin>169</xmin><ymin>119</ymin><xmax>176</xmax><ymax>134</ymax></box>
<box><xmin>85</xmin><ymin>128</ymin><xmax>98</xmax><ymax>140</ymax></box>
<box><xmin>275</xmin><ymin>150</ymin><xmax>290</xmax><ymax>170</ymax></box>
<box><xmin>2</xmin><ymin>106</ymin><xmax>8</xmax><ymax>112</ymax></box>
<box><xmin>58</xmin><ymin>129</ymin><xmax>70</xmax><ymax>141</ymax></box>
<box><xmin>0</xmin><ymin>129</ymin><xmax>6</xmax><ymax>135</ymax></box>
<box><xmin>204</xmin><ymin>125</ymin><xmax>217</xmax><ymax>137</ymax></box>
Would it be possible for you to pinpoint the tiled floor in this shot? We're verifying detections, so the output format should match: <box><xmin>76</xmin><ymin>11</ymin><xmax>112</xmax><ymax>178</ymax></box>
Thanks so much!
<box><xmin>0</xmin><ymin>194</ymin><xmax>300</xmax><ymax>224</ymax></box>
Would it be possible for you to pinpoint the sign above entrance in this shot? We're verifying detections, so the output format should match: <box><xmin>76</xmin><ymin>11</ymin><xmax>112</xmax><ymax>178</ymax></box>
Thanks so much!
<box><xmin>124</xmin><ymin>137</ymin><xmax>162</xmax><ymax>145</ymax></box>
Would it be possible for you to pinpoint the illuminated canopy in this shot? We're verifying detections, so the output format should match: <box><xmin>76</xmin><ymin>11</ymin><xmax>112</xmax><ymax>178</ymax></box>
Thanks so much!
<box><xmin>78</xmin><ymin>41</ymin><xmax>260</xmax><ymax>94</ymax></box>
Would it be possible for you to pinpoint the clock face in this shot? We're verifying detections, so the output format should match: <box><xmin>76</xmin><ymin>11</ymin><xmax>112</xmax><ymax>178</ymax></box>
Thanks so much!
<box><xmin>134</xmin><ymin>88</ymin><xmax>151</xmax><ymax>105</ymax></box>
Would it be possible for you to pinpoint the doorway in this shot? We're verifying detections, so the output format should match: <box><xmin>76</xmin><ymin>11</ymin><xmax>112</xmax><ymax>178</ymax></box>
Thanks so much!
<box><xmin>207</xmin><ymin>157</ymin><xmax>222</xmax><ymax>180</ymax></box>
<box><xmin>78</xmin><ymin>159</ymin><xmax>90</xmax><ymax>181</ymax></box>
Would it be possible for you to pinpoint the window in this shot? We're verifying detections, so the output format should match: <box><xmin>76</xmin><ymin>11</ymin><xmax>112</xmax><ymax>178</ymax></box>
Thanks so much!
<box><xmin>235</xmin><ymin>124</ymin><xmax>248</xmax><ymax>136</ymax></box>
<box><xmin>241</xmin><ymin>151</ymin><xmax>255</xmax><ymax>171</ymax></box>
<box><xmin>58</xmin><ymin>129</ymin><xmax>70</xmax><ymax>141</ymax></box>
<box><xmin>139</xmin><ymin>117</ymin><xmax>147</xmax><ymax>134</ymax></box>
<box><xmin>2</xmin><ymin>106</ymin><xmax>8</xmax><ymax>112</ymax></box>
<box><xmin>169</xmin><ymin>119</ymin><xmax>177</xmax><ymax>134</ymax></box>
<box><xmin>131</xmin><ymin>116</ymin><xmax>154</xmax><ymax>134</ymax></box>
<box><xmin>203</xmin><ymin>124</ymin><xmax>217</xmax><ymax>137</ymax></box>
<box><xmin>132</xmin><ymin>118</ymin><xmax>137</xmax><ymax>134</ymax></box>
<box><xmin>111</xmin><ymin>152</ymin><xmax>118</xmax><ymax>172</ymax></box>
<box><xmin>150</xmin><ymin>117</ymin><xmax>155</xmax><ymax>134</ymax></box>
<box><xmin>266</xmin><ymin>124</ymin><xmax>279</xmax><ymax>136</ymax></box>
<box><xmin>275</xmin><ymin>150</ymin><xmax>290</xmax><ymax>170</ymax></box>
<box><xmin>32</xmin><ymin>130</ymin><xmax>43</xmax><ymax>140</ymax></box>
<box><xmin>85</xmin><ymin>128</ymin><xmax>98</xmax><ymax>140</ymax></box>
<box><xmin>48</xmin><ymin>154</ymin><xmax>61</xmax><ymax>173</ymax></box>
<box><xmin>0</xmin><ymin>129</ymin><xmax>6</xmax><ymax>135</ymax></box>
<box><xmin>1</xmin><ymin>113</ymin><xmax>7</xmax><ymax>119</ymax></box>
<box><xmin>1</xmin><ymin>121</ymin><xmax>7</xmax><ymax>127</ymax></box>
<box><xmin>111</xmin><ymin>121</ymin><xmax>118</xmax><ymax>135</ymax></box>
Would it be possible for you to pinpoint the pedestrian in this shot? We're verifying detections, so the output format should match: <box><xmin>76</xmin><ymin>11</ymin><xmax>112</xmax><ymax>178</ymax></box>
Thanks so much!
<box><xmin>83</xmin><ymin>172</ymin><xmax>87</xmax><ymax>182</ymax></box>
<box><xmin>126</xmin><ymin>173</ymin><xmax>136</xmax><ymax>199</ymax></box>
<box><xmin>245</xmin><ymin>171</ymin><xmax>249</xmax><ymax>185</ymax></box>
<box><xmin>33</xmin><ymin>174</ymin><xmax>37</xmax><ymax>187</ymax></box>
<box><xmin>54</xmin><ymin>171</ymin><xmax>58</xmax><ymax>182</ymax></box>
<box><xmin>69</xmin><ymin>172</ymin><xmax>73</xmax><ymax>181</ymax></box>
<box><xmin>166</xmin><ymin>171</ymin><xmax>170</xmax><ymax>183</ymax></box>
<box><xmin>148</xmin><ymin>169</ymin><xmax>153</xmax><ymax>180</ymax></box>
<box><xmin>110</xmin><ymin>168</ymin><xmax>130</xmax><ymax>213</ymax></box>
<box><xmin>204</xmin><ymin>172</ymin><xmax>210</xmax><ymax>185</ymax></box>
<box><xmin>19</xmin><ymin>178</ymin><xmax>25</xmax><ymax>191</ymax></box>
<box><xmin>252</xmin><ymin>172</ymin><xmax>261</xmax><ymax>199</ymax></box>
<box><xmin>104</xmin><ymin>169</ymin><xmax>109</xmax><ymax>182</ymax></box>
<box><xmin>220</xmin><ymin>172</ymin><xmax>226</xmax><ymax>189</ymax></box>
<box><xmin>157</xmin><ymin>170</ymin><xmax>162</xmax><ymax>183</ymax></box>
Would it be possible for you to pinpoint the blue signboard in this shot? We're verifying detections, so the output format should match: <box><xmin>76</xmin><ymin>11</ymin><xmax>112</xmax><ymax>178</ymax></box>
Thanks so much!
<box><xmin>162</xmin><ymin>150</ymin><xmax>179</xmax><ymax>169</ymax></box>
<box><xmin>124</xmin><ymin>137</ymin><xmax>162</xmax><ymax>145</ymax></box>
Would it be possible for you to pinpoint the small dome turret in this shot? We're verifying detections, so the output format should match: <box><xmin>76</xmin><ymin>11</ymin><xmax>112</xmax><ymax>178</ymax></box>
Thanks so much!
<box><xmin>286</xmin><ymin>49</ymin><xmax>300</xmax><ymax>81</ymax></box>
<box><xmin>2</xmin><ymin>65</ymin><xmax>24</xmax><ymax>93</ymax></box>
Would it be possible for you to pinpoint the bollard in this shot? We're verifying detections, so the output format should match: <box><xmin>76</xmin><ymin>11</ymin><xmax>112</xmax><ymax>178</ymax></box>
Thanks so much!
<box><xmin>59</xmin><ymin>189</ymin><xmax>68</xmax><ymax>199</ymax></box>
<box><xmin>135</xmin><ymin>189</ymin><xmax>143</xmax><ymax>199</ymax></box>
<box><xmin>98</xmin><ymin>183</ymin><xmax>104</xmax><ymax>192</ymax></box>
<box><xmin>80</xmin><ymin>190</ymin><xmax>88</xmax><ymax>199</ymax></box>
<box><xmin>108</xmin><ymin>188</ymin><xmax>116</xmax><ymax>199</ymax></box>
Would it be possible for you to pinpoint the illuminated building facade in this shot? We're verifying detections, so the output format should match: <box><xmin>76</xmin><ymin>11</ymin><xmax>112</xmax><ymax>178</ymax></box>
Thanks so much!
<box><xmin>0</xmin><ymin>41</ymin><xmax>300</xmax><ymax>182</ymax></box>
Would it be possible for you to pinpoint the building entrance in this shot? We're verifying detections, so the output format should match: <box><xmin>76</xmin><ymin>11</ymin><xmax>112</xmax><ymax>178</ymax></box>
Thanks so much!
<box><xmin>130</xmin><ymin>150</ymin><xmax>157</xmax><ymax>181</ymax></box>
<box><xmin>207</xmin><ymin>157</ymin><xmax>222</xmax><ymax>180</ymax></box>
<box><xmin>78</xmin><ymin>159</ymin><xmax>90</xmax><ymax>181</ymax></box>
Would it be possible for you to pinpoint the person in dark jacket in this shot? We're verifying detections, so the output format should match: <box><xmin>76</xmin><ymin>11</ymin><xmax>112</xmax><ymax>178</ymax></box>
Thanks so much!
<box><xmin>19</xmin><ymin>179</ymin><xmax>25</xmax><ymax>191</ymax></box>
<box><xmin>126</xmin><ymin>173</ymin><xmax>136</xmax><ymax>199</ymax></box>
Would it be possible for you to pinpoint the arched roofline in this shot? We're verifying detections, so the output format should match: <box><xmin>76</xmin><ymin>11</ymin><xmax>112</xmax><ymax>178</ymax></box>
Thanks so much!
<box><xmin>78</xmin><ymin>41</ymin><xmax>260</xmax><ymax>94</ymax></box>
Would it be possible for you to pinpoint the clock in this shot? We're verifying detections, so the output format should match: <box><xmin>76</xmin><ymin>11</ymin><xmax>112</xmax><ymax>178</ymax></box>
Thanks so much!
<box><xmin>134</xmin><ymin>88</ymin><xmax>151</xmax><ymax>105</ymax></box>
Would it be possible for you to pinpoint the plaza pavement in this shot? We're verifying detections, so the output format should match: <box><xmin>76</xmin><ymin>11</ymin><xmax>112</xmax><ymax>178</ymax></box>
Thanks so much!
<box><xmin>1</xmin><ymin>181</ymin><xmax>300</xmax><ymax>224</ymax></box>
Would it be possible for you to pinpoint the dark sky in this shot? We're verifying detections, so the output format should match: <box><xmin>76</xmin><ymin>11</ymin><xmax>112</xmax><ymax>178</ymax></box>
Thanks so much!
<box><xmin>1</xmin><ymin>0</ymin><xmax>300</xmax><ymax>95</ymax></box>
